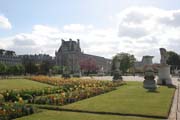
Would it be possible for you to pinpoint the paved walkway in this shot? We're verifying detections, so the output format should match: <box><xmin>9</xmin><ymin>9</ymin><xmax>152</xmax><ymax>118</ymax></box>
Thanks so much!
<box><xmin>82</xmin><ymin>76</ymin><xmax>180</xmax><ymax>120</ymax></box>
<box><xmin>168</xmin><ymin>83</ymin><xmax>180</xmax><ymax>120</ymax></box>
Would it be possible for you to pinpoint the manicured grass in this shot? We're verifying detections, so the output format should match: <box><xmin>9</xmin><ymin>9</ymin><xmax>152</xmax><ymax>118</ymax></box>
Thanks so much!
<box><xmin>0</xmin><ymin>79</ymin><xmax>53</xmax><ymax>91</ymax></box>
<box><xmin>62</xmin><ymin>82</ymin><xmax>175</xmax><ymax>118</ymax></box>
<box><xmin>16</xmin><ymin>110</ymin><xmax>161</xmax><ymax>120</ymax></box>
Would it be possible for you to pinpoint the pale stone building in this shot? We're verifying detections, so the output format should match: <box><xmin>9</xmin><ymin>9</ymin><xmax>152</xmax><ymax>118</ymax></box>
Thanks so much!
<box><xmin>0</xmin><ymin>49</ymin><xmax>21</xmax><ymax>65</ymax></box>
<box><xmin>55</xmin><ymin>39</ymin><xmax>111</xmax><ymax>74</ymax></box>
<box><xmin>19</xmin><ymin>54</ymin><xmax>53</xmax><ymax>65</ymax></box>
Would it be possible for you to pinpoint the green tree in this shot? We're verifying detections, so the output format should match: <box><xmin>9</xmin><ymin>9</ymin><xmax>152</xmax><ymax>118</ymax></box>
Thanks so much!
<box><xmin>0</xmin><ymin>62</ymin><xmax>7</xmax><ymax>75</ymax></box>
<box><xmin>39</xmin><ymin>61</ymin><xmax>52</xmax><ymax>75</ymax></box>
<box><xmin>79</xmin><ymin>58</ymin><xmax>98</xmax><ymax>76</ymax></box>
<box><xmin>6</xmin><ymin>65</ymin><xmax>16</xmax><ymax>75</ymax></box>
<box><xmin>24</xmin><ymin>62</ymin><xmax>38</xmax><ymax>74</ymax></box>
<box><xmin>16</xmin><ymin>64</ymin><xmax>25</xmax><ymax>75</ymax></box>
<box><xmin>112</xmin><ymin>53</ymin><xmax>136</xmax><ymax>75</ymax></box>
<box><xmin>167</xmin><ymin>51</ymin><xmax>180</xmax><ymax>73</ymax></box>
<box><xmin>52</xmin><ymin>65</ymin><xmax>62</xmax><ymax>74</ymax></box>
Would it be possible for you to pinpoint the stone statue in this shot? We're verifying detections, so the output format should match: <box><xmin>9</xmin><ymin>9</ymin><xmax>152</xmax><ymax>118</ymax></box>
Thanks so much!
<box><xmin>160</xmin><ymin>48</ymin><xmax>168</xmax><ymax>65</ymax></box>
<box><xmin>157</xmin><ymin>48</ymin><xmax>173</xmax><ymax>86</ymax></box>
<box><xmin>113</xmin><ymin>56</ymin><xmax>122</xmax><ymax>81</ymax></box>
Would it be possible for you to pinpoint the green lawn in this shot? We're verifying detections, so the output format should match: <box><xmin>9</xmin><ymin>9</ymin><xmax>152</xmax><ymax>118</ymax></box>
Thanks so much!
<box><xmin>16</xmin><ymin>110</ymin><xmax>161</xmax><ymax>120</ymax></box>
<box><xmin>61</xmin><ymin>82</ymin><xmax>175</xmax><ymax>118</ymax></box>
<box><xmin>0</xmin><ymin>79</ymin><xmax>53</xmax><ymax>91</ymax></box>
<box><xmin>1</xmin><ymin>81</ymin><xmax>174</xmax><ymax>120</ymax></box>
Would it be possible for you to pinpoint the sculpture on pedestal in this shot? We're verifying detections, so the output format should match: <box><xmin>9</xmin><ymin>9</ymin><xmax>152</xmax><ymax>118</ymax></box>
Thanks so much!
<box><xmin>143</xmin><ymin>66</ymin><xmax>157</xmax><ymax>91</ymax></box>
<box><xmin>157</xmin><ymin>48</ymin><xmax>173</xmax><ymax>86</ymax></box>
<box><xmin>113</xmin><ymin>57</ymin><xmax>122</xmax><ymax>81</ymax></box>
<box><xmin>160</xmin><ymin>48</ymin><xmax>168</xmax><ymax>65</ymax></box>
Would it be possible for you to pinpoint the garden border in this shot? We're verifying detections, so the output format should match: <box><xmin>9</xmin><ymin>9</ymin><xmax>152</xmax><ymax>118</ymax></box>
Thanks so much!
<box><xmin>37</xmin><ymin>105</ymin><xmax>168</xmax><ymax>119</ymax></box>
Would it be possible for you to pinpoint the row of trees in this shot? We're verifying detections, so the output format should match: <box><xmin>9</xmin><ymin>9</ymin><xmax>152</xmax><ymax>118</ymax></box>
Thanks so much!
<box><xmin>24</xmin><ymin>61</ymin><xmax>52</xmax><ymax>75</ymax></box>
<box><xmin>1</xmin><ymin>53</ymin><xmax>134</xmax><ymax>76</ymax></box>
<box><xmin>0</xmin><ymin>60</ymin><xmax>99</xmax><ymax>76</ymax></box>
<box><xmin>1</xmin><ymin>50</ymin><xmax>178</xmax><ymax>76</ymax></box>
<box><xmin>0</xmin><ymin>63</ymin><xmax>25</xmax><ymax>75</ymax></box>
<box><xmin>0</xmin><ymin>61</ymin><xmax>54</xmax><ymax>76</ymax></box>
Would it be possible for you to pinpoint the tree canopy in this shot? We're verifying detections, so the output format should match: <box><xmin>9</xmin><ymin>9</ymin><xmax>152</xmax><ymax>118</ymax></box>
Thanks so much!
<box><xmin>167</xmin><ymin>51</ymin><xmax>180</xmax><ymax>73</ymax></box>
<box><xmin>112</xmin><ymin>53</ymin><xmax>136</xmax><ymax>75</ymax></box>
<box><xmin>80</xmin><ymin>58</ymin><xmax>98</xmax><ymax>75</ymax></box>
<box><xmin>167</xmin><ymin>51</ymin><xmax>180</xmax><ymax>66</ymax></box>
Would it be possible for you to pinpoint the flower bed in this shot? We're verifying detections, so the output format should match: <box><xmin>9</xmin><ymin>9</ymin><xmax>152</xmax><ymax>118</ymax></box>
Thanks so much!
<box><xmin>0</xmin><ymin>102</ymin><xmax>37</xmax><ymax>120</ymax></box>
<box><xmin>32</xmin><ymin>86</ymin><xmax>115</xmax><ymax>105</ymax></box>
<box><xmin>0</xmin><ymin>76</ymin><xmax>125</xmax><ymax>119</ymax></box>
<box><xmin>1</xmin><ymin>87</ymin><xmax>64</xmax><ymax>102</ymax></box>
<box><xmin>25</xmin><ymin>76</ymin><xmax>125</xmax><ymax>106</ymax></box>
<box><xmin>29</xmin><ymin>76</ymin><xmax>122</xmax><ymax>88</ymax></box>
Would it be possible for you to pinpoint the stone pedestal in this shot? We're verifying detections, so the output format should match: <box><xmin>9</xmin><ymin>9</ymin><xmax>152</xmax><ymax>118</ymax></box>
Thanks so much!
<box><xmin>157</xmin><ymin>65</ymin><xmax>172</xmax><ymax>85</ymax></box>
<box><xmin>143</xmin><ymin>66</ymin><xmax>157</xmax><ymax>90</ymax></box>
<box><xmin>113</xmin><ymin>69</ymin><xmax>122</xmax><ymax>81</ymax></box>
<box><xmin>143</xmin><ymin>79</ymin><xmax>156</xmax><ymax>90</ymax></box>
<box><xmin>73</xmin><ymin>72</ymin><xmax>81</xmax><ymax>77</ymax></box>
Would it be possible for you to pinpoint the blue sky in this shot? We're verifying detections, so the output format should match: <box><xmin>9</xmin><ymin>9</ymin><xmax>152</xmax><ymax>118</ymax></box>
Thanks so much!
<box><xmin>1</xmin><ymin>0</ymin><xmax>179</xmax><ymax>36</ymax></box>
<box><xmin>0</xmin><ymin>0</ymin><xmax>180</xmax><ymax>61</ymax></box>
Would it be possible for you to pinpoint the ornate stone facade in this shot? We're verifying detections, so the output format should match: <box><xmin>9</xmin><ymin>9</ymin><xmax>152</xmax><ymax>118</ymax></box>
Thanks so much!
<box><xmin>55</xmin><ymin>39</ymin><xmax>111</xmax><ymax>74</ymax></box>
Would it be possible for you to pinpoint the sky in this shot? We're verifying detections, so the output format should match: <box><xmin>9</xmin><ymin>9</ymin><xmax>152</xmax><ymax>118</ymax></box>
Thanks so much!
<box><xmin>0</xmin><ymin>0</ymin><xmax>180</xmax><ymax>62</ymax></box>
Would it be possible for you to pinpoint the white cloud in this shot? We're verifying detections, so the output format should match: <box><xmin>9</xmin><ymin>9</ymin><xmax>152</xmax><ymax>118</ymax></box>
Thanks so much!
<box><xmin>0</xmin><ymin>25</ymin><xmax>61</xmax><ymax>55</ymax></box>
<box><xmin>116</xmin><ymin>7</ymin><xmax>180</xmax><ymax>62</ymax></box>
<box><xmin>1</xmin><ymin>7</ymin><xmax>180</xmax><ymax>63</ymax></box>
<box><xmin>0</xmin><ymin>15</ymin><xmax>12</xmax><ymax>29</ymax></box>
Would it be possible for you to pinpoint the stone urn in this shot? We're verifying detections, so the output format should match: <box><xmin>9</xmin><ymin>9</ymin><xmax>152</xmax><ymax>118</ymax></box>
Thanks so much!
<box><xmin>112</xmin><ymin>57</ymin><xmax>123</xmax><ymax>81</ymax></box>
<box><xmin>143</xmin><ymin>66</ymin><xmax>157</xmax><ymax>90</ymax></box>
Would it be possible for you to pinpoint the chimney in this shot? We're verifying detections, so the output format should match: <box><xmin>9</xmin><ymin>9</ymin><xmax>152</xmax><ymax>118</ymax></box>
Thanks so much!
<box><xmin>61</xmin><ymin>39</ymin><xmax>64</xmax><ymax>44</ymax></box>
<box><xmin>77</xmin><ymin>39</ymin><xmax>80</xmax><ymax>46</ymax></box>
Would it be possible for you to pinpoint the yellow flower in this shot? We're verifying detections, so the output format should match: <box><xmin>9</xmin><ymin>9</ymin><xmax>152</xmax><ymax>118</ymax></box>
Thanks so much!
<box><xmin>19</xmin><ymin>97</ymin><xmax>23</xmax><ymax>103</ymax></box>
<box><xmin>61</xmin><ymin>92</ymin><xmax>65</xmax><ymax>97</ymax></box>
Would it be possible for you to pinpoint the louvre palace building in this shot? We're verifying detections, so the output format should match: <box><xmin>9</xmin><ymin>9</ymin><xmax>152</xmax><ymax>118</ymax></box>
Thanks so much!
<box><xmin>55</xmin><ymin>39</ymin><xmax>111</xmax><ymax>74</ymax></box>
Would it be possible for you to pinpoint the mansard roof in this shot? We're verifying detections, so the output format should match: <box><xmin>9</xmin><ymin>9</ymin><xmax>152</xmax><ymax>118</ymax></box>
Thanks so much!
<box><xmin>58</xmin><ymin>39</ymin><xmax>81</xmax><ymax>52</ymax></box>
